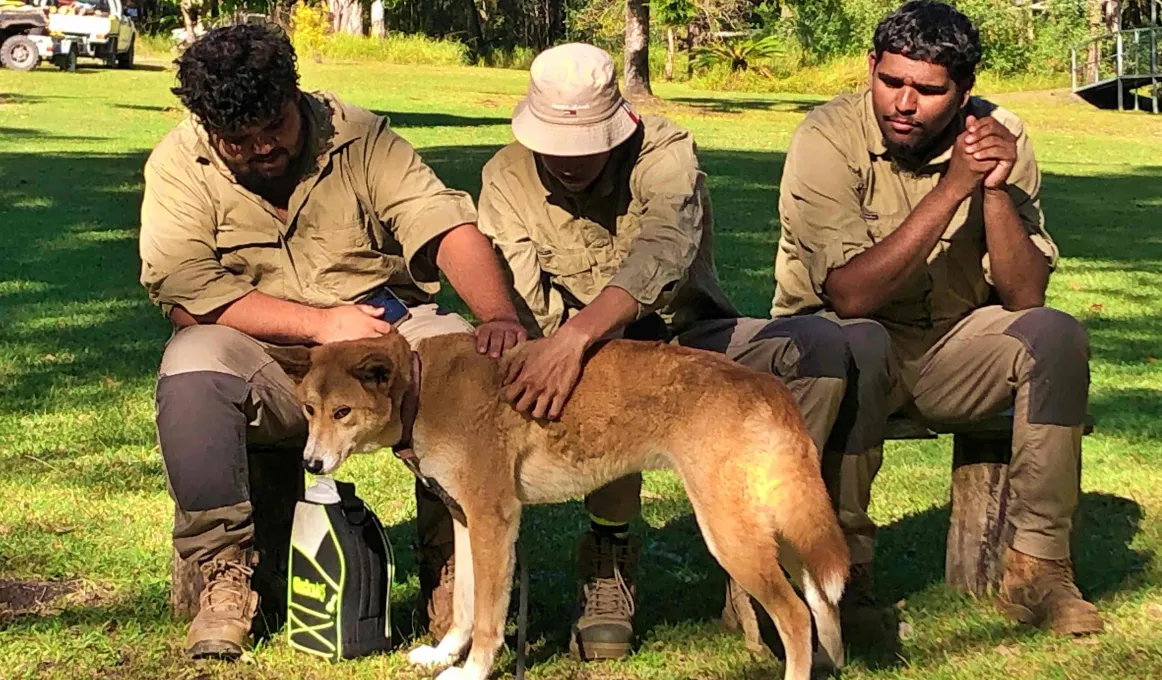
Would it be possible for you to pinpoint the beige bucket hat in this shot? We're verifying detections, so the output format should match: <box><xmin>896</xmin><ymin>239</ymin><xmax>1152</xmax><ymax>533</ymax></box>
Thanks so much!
<box><xmin>512</xmin><ymin>43</ymin><xmax>641</xmax><ymax>157</ymax></box>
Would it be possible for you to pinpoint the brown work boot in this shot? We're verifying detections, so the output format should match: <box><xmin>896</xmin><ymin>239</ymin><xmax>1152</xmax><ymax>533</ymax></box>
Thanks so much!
<box><xmin>569</xmin><ymin>532</ymin><xmax>639</xmax><ymax>661</ymax></box>
<box><xmin>184</xmin><ymin>546</ymin><xmax>259</xmax><ymax>659</ymax></box>
<box><xmin>839</xmin><ymin>562</ymin><xmax>896</xmax><ymax>650</ymax></box>
<box><xmin>417</xmin><ymin>543</ymin><xmax>455</xmax><ymax>640</ymax></box>
<box><xmin>997</xmin><ymin>548</ymin><xmax>1103</xmax><ymax>636</ymax></box>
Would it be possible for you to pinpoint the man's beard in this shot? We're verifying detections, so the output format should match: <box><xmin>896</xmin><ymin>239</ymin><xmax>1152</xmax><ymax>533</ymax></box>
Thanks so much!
<box><xmin>234</xmin><ymin>162</ymin><xmax>296</xmax><ymax>197</ymax></box>
<box><xmin>229</xmin><ymin>147</ymin><xmax>309</xmax><ymax>205</ymax></box>
<box><xmin>884</xmin><ymin>127</ymin><xmax>953</xmax><ymax>172</ymax></box>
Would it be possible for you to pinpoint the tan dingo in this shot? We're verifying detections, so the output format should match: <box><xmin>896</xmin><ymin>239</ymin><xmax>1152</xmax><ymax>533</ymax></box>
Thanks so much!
<box><xmin>271</xmin><ymin>331</ymin><xmax>848</xmax><ymax>680</ymax></box>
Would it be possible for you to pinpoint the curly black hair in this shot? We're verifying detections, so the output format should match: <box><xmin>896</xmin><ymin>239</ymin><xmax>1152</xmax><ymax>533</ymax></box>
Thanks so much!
<box><xmin>873</xmin><ymin>1</ymin><xmax>981</xmax><ymax>83</ymax></box>
<box><xmin>172</xmin><ymin>24</ymin><xmax>299</xmax><ymax>134</ymax></box>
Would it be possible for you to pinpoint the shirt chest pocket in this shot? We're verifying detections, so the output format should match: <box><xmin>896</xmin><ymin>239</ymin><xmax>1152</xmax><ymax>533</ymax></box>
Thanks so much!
<box><xmin>535</xmin><ymin>247</ymin><xmax>593</xmax><ymax>277</ymax></box>
<box><xmin>535</xmin><ymin>246</ymin><xmax>599</xmax><ymax>303</ymax></box>
<box><xmin>860</xmin><ymin>206</ymin><xmax>909</xmax><ymax>243</ymax></box>
<box><xmin>298</xmin><ymin>203</ymin><xmax>373</xmax><ymax>252</ymax></box>
<box><xmin>216</xmin><ymin>227</ymin><xmax>281</xmax><ymax>277</ymax></box>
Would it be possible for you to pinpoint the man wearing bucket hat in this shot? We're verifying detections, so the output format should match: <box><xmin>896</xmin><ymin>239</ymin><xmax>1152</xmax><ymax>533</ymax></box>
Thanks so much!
<box><xmin>476</xmin><ymin>42</ymin><xmax>882</xmax><ymax>660</ymax></box>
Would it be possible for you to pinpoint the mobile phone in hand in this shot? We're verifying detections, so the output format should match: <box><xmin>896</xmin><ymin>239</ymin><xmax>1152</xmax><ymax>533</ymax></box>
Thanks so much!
<box><xmin>361</xmin><ymin>287</ymin><xmax>412</xmax><ymax>325</ymax></box>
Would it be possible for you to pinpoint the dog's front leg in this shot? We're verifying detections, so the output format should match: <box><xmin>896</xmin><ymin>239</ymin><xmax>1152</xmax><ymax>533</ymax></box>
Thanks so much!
<box><xmin>408</xmin><ymin>518</ymin><xmax>474</xmax><ymax>668</ymax></box>
<box><xmin>436</xmin><ymin>501</ymin><xmax>520</xmax><ymax>680</ymax></box>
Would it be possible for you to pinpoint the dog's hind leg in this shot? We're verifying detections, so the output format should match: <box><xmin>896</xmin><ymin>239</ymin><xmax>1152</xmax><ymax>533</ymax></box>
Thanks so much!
<box><xmin>781</xmin><ymin>548</ymin><xmax>844</xmax><ymax>673</ymax></box>
<box><xmin>683</xmin><ymin>483</ymin><xmax>814</xmax><ymax>680</ymax></box>
<box><xmin>437</xmin><ymin>500</ymin><xmax>521</xmax><ymax>680</ymax></box>
<box><xmin>409</xmin><ymin>518</ymin><xmax>475</xmax><ymax>669</ymax></box>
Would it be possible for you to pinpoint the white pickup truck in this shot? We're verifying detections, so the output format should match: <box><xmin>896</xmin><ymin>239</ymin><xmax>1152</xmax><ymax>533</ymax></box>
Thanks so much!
<box><xmin>44</xmin><ymin>0</ymin><xmax>134</xmax><ymax>68</ymax></box>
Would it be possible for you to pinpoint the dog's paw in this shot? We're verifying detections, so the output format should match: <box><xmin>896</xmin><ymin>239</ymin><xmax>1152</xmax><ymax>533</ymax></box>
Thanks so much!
<box><xmin>408</xmin><ymin>644</ymin><xmax>453</xmax><ymax>667</ymax></box>
<box><xmin>435</xmin><ymin>666</ymin><xmax>476</xmax><ymax>680</ymax></box>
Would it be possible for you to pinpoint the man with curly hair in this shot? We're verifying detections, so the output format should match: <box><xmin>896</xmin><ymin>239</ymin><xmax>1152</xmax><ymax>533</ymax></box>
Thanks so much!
<box><xmin>139</xmin><ymin>24</ymin><xmax>526</xmax><ymax>658</ymax></box>
<box><xmin>773</xmin><ymin>0</ymin><xmax>1102</xmax><ymax>638</ymax></box>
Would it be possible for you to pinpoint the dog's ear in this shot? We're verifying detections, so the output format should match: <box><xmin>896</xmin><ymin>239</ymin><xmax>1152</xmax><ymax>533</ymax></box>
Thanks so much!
<box><xmin>266</xmin><ymin>345</ymin><xmax>313</xmax><ymax>385</ymax></box>
<box><xmin>350</xmin><ymin>350</ymin><xmax>394</xmax><ymax>389</ymax></box>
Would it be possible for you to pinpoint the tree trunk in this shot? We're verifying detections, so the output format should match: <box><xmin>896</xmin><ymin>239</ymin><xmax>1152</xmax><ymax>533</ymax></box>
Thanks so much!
<box><xmin>664</xmin><ymin>26</ymin><xmax>675</xmax><ymax>81</ymax></box>
<box><xmin>464</xmin><ymin>0</ymin><xmax>485</xmax><ymax>56</ymax></box>
<box><xmin>945</xmin><ymin>435</ymin><xmax>1014</xmax><ymax>595</ymax></box>
<box><xmin>330</xmin><ymin>0</ymin><xmax>363</xmax><ymax>36</ymax></box>
<box><xmin>685</xmin><ymin>22</ymin><xmax>696</xmax><ymax>79</ymax></box>
<box><xmin>624</xmin><ymin>0</ymin><xmax>653</xmax><ymax>99</ymax></box>
<box><xmin>179</xmin><ymin>0</ymin><xmax>196</xmax><ymax>45</ymax></box>
<box><xmin>546</xmin><ymin>0</ymin><xmax>564</xmax><ymax>44</ymax></box>
<box><xmin>370</xmin><ymin>0</ymin><xmax>385</xmax><ymax>38</ymax></box>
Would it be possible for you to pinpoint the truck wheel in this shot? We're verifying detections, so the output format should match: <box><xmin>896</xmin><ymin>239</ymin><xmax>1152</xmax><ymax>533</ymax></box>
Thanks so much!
<box><xmin>104</xmin><ymin>37</ymin><xmax>117</xmax><ymax>68</ymax></box>
<box><xmin>116</xmin><ymin>38</ymin><xmax>133</xmax><ymax>69</ymax></box>
<box><xmin>1</xmin><ymin>36</ymin><xmax>40</xmax><ymax>71</ymax></box>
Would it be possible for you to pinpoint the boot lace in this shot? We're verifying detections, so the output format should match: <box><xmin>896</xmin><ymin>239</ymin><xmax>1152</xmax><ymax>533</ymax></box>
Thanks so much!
<box><xmin>200</xmin><ymin>557</ymin><xmax>254</xmax><ymax>614</ymax></box>
<box><xmin>1041</xmin><ymin>558</ymin><xmax>1083</xmax><ymax>600</ymax></box>
<box><xmin>583</xmin><ymin>544</ymin><xmax>635</xmax><ymax>619</ymax></box>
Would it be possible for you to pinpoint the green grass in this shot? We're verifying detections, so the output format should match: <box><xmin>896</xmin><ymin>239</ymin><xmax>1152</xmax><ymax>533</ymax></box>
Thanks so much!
<box><xmin>1</xmin><ymin>58</ymin><xmax>1161</xmax><ymax>679</ymax></box>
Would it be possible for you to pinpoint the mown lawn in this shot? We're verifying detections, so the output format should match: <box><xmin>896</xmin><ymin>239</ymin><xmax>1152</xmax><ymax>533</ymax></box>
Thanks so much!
<box><xmin>0</xmin><ymin>57</ymin><xmax>1160</xmax><ymax>679</ymax></box>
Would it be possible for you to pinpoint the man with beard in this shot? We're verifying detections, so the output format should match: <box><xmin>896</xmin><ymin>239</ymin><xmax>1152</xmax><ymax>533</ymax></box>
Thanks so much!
<box><xmin>772</xmin><ymin>0</ymin><xmax>1103</xmax><ymax>636</ymax></box>
<box><xmin>139</xmin><ymin>24</ymin><xmax>526</xmax><ymax>658</ymax></box>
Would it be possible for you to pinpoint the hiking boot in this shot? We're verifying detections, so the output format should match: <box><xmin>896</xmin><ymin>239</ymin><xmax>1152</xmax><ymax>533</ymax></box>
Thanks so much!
<box><xmin>997</xmin><ymin>548</ymin><xmax>1103</xmax><ymax>636</ymax></box>
<box><xmin>839</xmin><ymin>562</ymin><xmax>896</xmax><ymax>649</ymax></box>
<box><xmin>184</xmin><ymin>546</ymin><xmax>259</xmax><ymax>660</ymax></box>
<box><xmin>417</xmin><ymin>543</ymin><xmax>455</xmax><ymax>640</ymax></box>
<box><xmin>569</xmin><ymin>532</ymin><xmax>639</xmax><ymax>661</ymax></box>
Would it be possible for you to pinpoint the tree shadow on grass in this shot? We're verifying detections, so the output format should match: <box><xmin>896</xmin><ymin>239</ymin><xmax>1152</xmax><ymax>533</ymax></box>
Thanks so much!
<box><xmin>375</xmin><ymin>110</ymin><xmax>509</xmax><ymax>130</ymax></box>
<box><xmin>874</xmin><ymin>491</ymin><xmax>1148</xmax><ymax>606</ymax></box>
<box><xmin>668</xmin><ymin>96</ymin><xmax>823</xmax><ymax>115</ymax></box>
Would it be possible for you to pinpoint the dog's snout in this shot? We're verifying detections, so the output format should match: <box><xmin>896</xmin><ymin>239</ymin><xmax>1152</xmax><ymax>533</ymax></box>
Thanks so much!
<box><xmin>303</xmin><ymin>458</ymin><xmax>325</xmax><ymax>474</ymax></box>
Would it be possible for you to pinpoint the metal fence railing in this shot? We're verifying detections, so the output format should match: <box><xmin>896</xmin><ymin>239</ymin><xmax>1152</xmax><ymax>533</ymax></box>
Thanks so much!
<box><xmin>1071</xmin><ymin>27</ymin><xmax>1161</xmax><ymax>112</ymax></box>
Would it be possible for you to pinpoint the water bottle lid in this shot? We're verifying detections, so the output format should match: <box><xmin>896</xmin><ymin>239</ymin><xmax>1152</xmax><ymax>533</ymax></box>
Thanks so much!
<box><xmin>304</xmin><ymin>475</ymin><xmax>342</xmax><ymax>504</ymax></box>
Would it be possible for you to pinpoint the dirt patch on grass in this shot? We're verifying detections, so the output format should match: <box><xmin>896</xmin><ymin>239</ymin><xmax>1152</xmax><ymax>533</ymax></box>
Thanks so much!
<box><xmin>0</xmin><ymin>578</ymin><xmax>81</xmax><ymax>621</ymax></box>
<box><xmin>0</xmin><ymin>578</ymin><xmax>118</xmax><ymax>623</ymax></box>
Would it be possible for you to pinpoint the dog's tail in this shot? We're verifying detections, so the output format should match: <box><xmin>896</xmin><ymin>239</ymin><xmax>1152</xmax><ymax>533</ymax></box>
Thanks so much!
<box><xmin>779</xmin><ymin>453</ymin><xmax>849</xmax><ymax>606</ymax></box>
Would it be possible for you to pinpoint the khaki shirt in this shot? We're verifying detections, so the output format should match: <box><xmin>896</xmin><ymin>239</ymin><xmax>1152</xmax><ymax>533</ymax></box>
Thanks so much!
<box><xmin>477</xmin><ymin>115</ymin><xmax>738</xmax><ymax>338</ymax></box>
<box><xmin>139</xmin><ymin>92</ymin><xmax>476</xmax><ymax>317</ymax></box>
<box><xmin>772</xmin><ymin>90</ymin><xmax>1058</xmax><ymax>360</ymax></box>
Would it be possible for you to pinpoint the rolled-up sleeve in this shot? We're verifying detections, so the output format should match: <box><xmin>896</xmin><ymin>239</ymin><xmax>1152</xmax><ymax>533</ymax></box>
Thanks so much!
<box><xmin>983</xmin><ymin>123</ymin><xmax>1058</xmax><ymax>284</ymax></box>
<box><xmin>139</xmin><ymin>156</ymin><xmax>254</xmax><ymax>317</ymax></box>
<box><xmin>779</xmin><ymin>123</ymin><xmax>875</xmax><ymax>298</ymax></box>
<box><xmin>478</xmin><ymin>176</ymin><xmax>564</xmax><ymax>337</ymax></box>
<box><xmin>606</xmin><ymin>134</ymin><xmax>703</xmax><ymax>317</ymax></box>
<box><xmin>365</xmin><ymin>121</ymin><xmax>477</xmax><ymax>292</ymax></box>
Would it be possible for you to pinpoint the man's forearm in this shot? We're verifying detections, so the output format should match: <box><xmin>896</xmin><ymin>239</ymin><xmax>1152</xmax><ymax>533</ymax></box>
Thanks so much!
<box><xmin>824</xmin><ymin>183</ymin><xmax>963</xmax><ymax>318</ymax></box>
<box><xmin>556</xmin><ymin>286</ymin><xmax>640</xmax><ymax>349</ymax></box>
<box><xmin>172</xmin><ymin>290</ymin><xmax>326</xmax><ymax>344</ymax></box>
<box><xmin>436</xmin><ymin>223</ymin><xmax>522</xmax><ymax>323</ymax></box>
<box><xmin>982</xmin><ymin>188</ymin><xmax>1048</xmax><ymax>310</ymax></box>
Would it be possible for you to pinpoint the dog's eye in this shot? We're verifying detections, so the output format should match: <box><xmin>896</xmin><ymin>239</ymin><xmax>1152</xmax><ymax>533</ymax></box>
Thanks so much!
<box><xmin>304</xmin><ymin>404</ymin><xmax>315</xmax><ymax>417</ymax></box>
<box><xmin>333</xmin><ymin>406</ymin><xmax>351</xmax><ymax>420</ymax></box>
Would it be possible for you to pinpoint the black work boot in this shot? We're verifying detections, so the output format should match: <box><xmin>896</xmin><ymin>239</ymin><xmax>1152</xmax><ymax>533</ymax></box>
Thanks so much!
<box><xmin>840</xmin><ymin>562</ymin><xmax>897</xmax><ymax>652</ymax></box>
<box><xmin>569</xmin><ymin>531</ymin><xmax>639</xmax><ymax>661</ymax></box>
